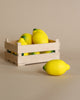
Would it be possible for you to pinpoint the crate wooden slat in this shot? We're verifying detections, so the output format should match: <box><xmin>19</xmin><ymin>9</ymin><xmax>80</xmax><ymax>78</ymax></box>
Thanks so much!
<box><xmin>18</xmin><ymin>39</ymin><xmax>59</xmax><ymax>53</ymax></box>
<box><xmin>18</xmin><ymin>52</ymin><xmax>60</xmax><ymax>66</ymax></box>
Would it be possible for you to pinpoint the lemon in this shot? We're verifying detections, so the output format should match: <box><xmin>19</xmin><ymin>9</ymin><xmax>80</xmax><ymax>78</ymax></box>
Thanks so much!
<box><xmin>22</xmin><ymin>53</ymin><xmax>28</xmax><ymax>56</ymax></box>
<box><xmin>30</xmin><ymin>52</ymin><xmax>40</xmax><ymax>55</ymax></box>
<box><xmin>44</xmin><ymin>51</ymin><xmax>51</xmax><ymax>53</ymax></box>
<box><xmin>43</xmin><ymin>59</ymin><xmax>70</xmax><ymax>75</ymax></box>
<box><xmin>33</xmin><ymin>28</ymin><xmax>37</xmax><ymax>35</ymax></box>
<box><xmin>18</xmin><ymin>38</ymin><xmax>28</xmax><ymax>56</ymax></box>
<box><xmin>33</xmin><ymin>28</ymin><xmax>46</xmax><ymax>35</ymax></box>
<box><xmin>40</xmin><ymin>50</ymin><xmax>55</xmax><ymax>54</ymax></box>
<box><xmin>43</xmin><ymin>50</ymin><xmax>55</xmax><ymax>53</ymax></box>
<box><xmin>32</xmin><ymin>29</ymin><xmax>48</xmax><ymax>44</ymax></box>
<box><xmin>12</xmin><ymin>52</ymin><xmax>17</xmax><ymax>56</ymax></box>
<box><xmin>13</xmin><ymin>52</ymin><xmax>17</xmax><ymax>56</ymax></box>
<box><xmin>18</xmin><ymin>38</ymin><xmax>27</xmax><ymax>45</ymax></box>
<box><xmin>40</xmin><ymin>51</ymin><xmax>51</xmax><ymax>54</ymax></box>
<box><xmin>51</xmin><ymin>50</ymin><xmax>55</xmax><ymax>53</ymax></box>
<box><xmin>21</xmin><ymin>33</ymin><xmax>32</xmax><ymax>44</ymax></box>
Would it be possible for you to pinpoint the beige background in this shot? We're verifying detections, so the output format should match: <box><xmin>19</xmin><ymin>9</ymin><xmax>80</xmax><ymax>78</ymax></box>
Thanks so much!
<box><xmin>0</xmin><ymin>0</ymin><xmax>80</xmax><ymax>100</ymax></box>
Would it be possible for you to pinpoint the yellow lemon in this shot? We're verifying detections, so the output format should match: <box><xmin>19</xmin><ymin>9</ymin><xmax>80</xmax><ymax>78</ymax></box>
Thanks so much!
<box><xmin>40</xmin><ymin>50</ymin><xmax>55</xmax><ymax>54</ymax></box>
<box><xmin>18</xmin><ymin>38</ymin><xmax>28</xmax><ymax>56</ymax></box>
<box><xmin>43</xmin><ymin>59</ymin><xmax>70</xmax><ymax>75</ymax></box>
<box><xmin>40</xmin><ymin>51</ymin><xmax>51</xmax><ymax>54</ymax></box>
<box><xmin>33</xmin><ymin>28</ymin><xmax>46</xmax><ymax>35</ymax></box>
<box><xmin>13</xmin><ymin>52</ymin><xmax>17</xmax><ymax>56</ymax></box>
<box><xmin>44</xmin><ymin>51</ymin><xmax>51</xmax><ymax>53</ymax></box>
<box><xmin>22</xmin><ymin>53</ymin><xmax>28</xmax><ymax>56</ymax></box>
<box><xmin>30</xmin><ymin>52</ymin><xmax>40</xmax><ymax>55</ymax></box>
<box><xmin>21</xmin><ymin>33</ymin><xmax>32</xmax><ymax>44</ymax></box>
<box><xmin>43</xmin><ymin>50</ymin><xmax>55</xmax><ymax>53</ymax></box>
<box><xmin>32</xmin><ymin>29</ymin><xmax>48</xmax><ymax>44</ymax></box>
<box><xmin>18</xmin><ymin>38</ymin><xmax>27</xmax><ymax>45</ymax></box>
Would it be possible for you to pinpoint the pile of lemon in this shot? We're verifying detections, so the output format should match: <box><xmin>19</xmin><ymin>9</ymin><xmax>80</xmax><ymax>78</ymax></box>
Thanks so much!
<box><xmin>18</xmin><ymin>28</ymin><xmax>53</xmax><ymax>56</ymax></box>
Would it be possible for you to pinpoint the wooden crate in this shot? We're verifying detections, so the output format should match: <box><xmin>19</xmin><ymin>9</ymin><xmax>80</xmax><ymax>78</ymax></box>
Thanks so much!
<box><xmin>5</xmin><ymin>38</ymin><xmax>60</xmax><ymax>66</ymax></box>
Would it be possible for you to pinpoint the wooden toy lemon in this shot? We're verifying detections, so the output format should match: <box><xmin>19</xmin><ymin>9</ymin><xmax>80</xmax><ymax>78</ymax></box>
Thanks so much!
<box><xmin>18</xmin><ymin>38</ymin><xmax>29</xmax><ymax>56</ymax></box>
<box><xmin>43</xmin><ymin>50</ymin><xmax>55</xmax><ymax>53</ymax></box>
<box><xmin>18</xmin><ymin>38</ymin><xmax>27</xmax><ymax>45</ymax></box>
<box><xmin>33</xmin><ymin>29</ymin><xmax>47</xmax><ymax>35</ymax></box>
<box><xmin>32</xmin><ymin>29</ymin><xmax>48</xmax><ymax>44</ymax></box>
<box><xmin>21</xmin><ymin>33</ymin><xmax>32</xmax><ymax>44</ymax></box>
<box><xmin>43</xmin><ymin>59</ymin><xmax>70</xmax><ymax>75</ymax></box>
<box><xmin>30</xmin><ymin>52</ymin><xmax>40</xmax><ymax>55</ymax></box>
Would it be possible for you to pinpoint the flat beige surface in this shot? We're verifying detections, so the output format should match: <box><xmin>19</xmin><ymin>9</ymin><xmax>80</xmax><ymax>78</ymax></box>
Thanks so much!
<box><xmin>0</xmin><ymin>53</ymin><xmax>80</xmax><ymax>100</ymax></box>
<box><xmin>0</xmin><ymin>0</ymin><xmax>80</xmax><ymax>100</ymax></box>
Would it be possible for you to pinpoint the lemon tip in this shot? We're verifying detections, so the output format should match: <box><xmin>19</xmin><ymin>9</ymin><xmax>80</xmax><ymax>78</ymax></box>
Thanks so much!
<box><xmin>43</xmin><ymin>65</ymin><xmax>46</xmax><ymax>71</ymax></box>
<box><xmin>66</xmin><ymin>64</ymin><xmax>70</xmax><ymax>70</ymax></box>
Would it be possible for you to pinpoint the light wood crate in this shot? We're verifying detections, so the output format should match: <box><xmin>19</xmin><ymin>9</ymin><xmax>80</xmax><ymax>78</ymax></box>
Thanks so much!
<box><xmin>5</xmin><ymin>38</ymin><xmax>60</xmax><ymax>66</ymax></box>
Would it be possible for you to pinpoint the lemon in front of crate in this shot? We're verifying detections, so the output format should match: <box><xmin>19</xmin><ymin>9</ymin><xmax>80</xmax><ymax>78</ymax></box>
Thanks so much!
<box><xmin>18</xmin><ymin>38</ymin><xmax>29</xmax><ymax>56</ymax></box>
<box><xmin>43</xmin><ymin>59</ymin><xmax>70</xmax><ymax>76</ymax></box>
<box><xmin>30</xmin><ymin>52</ymin><xmax>40</xmax><ymax>55</ymax></box>
<box><xmin>21</xmin><ymin>33</ymin><xmax>32</xmax><ymax>44</ymax></box>
<box><xmin>32</xmin><ymin>29</ymin><xmax>48</xmax><ymax>44</ymax></box>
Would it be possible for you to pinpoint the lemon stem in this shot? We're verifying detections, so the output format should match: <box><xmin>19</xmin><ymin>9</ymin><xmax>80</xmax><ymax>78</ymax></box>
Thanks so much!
<box><xmin>43</xmin><ymin>65</ymin><xmax>46</xmax><ymax>71</ymax></box>
<box><xmin>33</xmin><ymin>28</ymin><xmax>37</xmax><ymax>31</ymax></box>
<box><xmin>21</xmin><ymin>36</ymin><xmax>26</xmax><ymax>39</ymax></box>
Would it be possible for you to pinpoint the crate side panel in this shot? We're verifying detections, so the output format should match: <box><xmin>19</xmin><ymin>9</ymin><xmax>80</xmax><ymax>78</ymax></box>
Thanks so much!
<box><xmin>5</xmin><ymin>41</ymin><xmax>17</xmax><ymax>52</ymax></box>
<box><xmin>5</xmin><ymin>52</ymin><xmax>17</xmax><ymax>64</ymax></box>
<box><xmin>18</xmin><ymin>42</ymin><xmax>59</xmax><ymax>53</ymax></box>
<box><xmin>18</xmin><ymin>52</ymin><xmax>60</xmax><ymax>65</ymax></box>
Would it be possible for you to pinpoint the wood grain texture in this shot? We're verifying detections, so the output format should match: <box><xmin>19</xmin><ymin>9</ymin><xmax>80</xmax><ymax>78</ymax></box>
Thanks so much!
<box><xmin>5</xmin><ymin>39</ymin><xmax>17</xmax><ymax>53</ymax></box>
<box><xmin>5</xmin><ymin>52</ymin><xmax>17</xmax><ymax>64</ymax></box>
